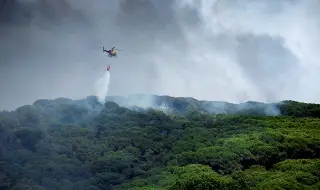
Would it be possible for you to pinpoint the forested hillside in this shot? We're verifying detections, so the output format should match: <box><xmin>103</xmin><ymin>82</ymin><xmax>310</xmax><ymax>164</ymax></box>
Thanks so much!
<box><xmin>0</xmin><ymin>95</ymin><xmax>319</xmax><ymax>190</ymax></box>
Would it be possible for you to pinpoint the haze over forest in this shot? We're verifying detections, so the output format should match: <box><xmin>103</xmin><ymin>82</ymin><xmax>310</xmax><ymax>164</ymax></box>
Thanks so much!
<box><xmin>1</xmin><ymin>1</ymin><xmax>320</xmax><ymax>189</ymax></box>
<box><xmin>1</xmin><ymin>0</ymin><xmax>320</xmax><ymax>110</ymax></box>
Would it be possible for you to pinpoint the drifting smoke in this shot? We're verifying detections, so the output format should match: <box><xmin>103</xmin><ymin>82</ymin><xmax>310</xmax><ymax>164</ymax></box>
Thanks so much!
<box><xmin>94</xmin><ymin>71</ymin><xmax>111</xmax><ymax>104</ymax></box>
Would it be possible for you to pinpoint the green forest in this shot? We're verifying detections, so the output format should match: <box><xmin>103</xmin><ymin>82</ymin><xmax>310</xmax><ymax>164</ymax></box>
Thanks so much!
<box><xmin>0</xmin><ymin>96</ymin><xmax>319</xmax><ymax>190</ymax></box>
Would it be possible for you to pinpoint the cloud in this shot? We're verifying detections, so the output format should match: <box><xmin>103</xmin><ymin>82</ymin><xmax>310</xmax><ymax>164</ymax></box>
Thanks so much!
<box><xmin>176</xmin><ymin>0</ymin><xmax>320</xmax><ymax>102</ymax></box>
<box><xmin>0</xmin><ymin>0</ymin><xmax>320</xmax><ymax>110</ymax></box>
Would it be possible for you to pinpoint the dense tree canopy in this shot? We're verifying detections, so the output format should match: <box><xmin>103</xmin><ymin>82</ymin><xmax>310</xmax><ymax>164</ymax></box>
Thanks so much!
<box><xmin>0</xmin><ymin>96</ymin><xmax>319</xmax><ymax>189</ymax></box>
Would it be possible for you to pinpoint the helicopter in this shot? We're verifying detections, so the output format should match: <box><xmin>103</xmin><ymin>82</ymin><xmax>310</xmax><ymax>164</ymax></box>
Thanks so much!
<box><xmin>103</xmin><ymin>46</ymin><xmax>123</xmax><ymax>57</ymax></box>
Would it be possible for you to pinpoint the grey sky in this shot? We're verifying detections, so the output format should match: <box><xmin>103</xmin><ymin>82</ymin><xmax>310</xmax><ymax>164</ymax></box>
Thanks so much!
<box><xmin>1</xmin><ymin>0</ymin><xmax>320</xmax><ymax>110</ymax></box>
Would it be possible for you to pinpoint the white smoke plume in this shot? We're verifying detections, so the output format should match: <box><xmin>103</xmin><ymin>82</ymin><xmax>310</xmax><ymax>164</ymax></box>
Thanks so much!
<box><xmin>94</xmin><ymin>70</ymin><xmax>111</xmax><ymax>104</ymax></box>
